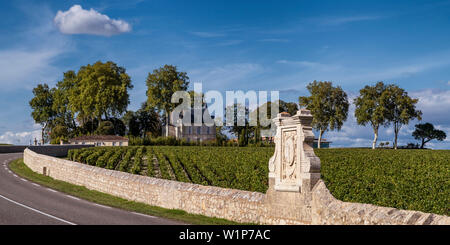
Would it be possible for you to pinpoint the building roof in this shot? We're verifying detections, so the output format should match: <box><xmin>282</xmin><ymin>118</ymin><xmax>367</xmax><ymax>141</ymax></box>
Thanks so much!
<box><xmin>69</xmin><ymin>135</ymin><xmax>129</xmax><ymax>142</ymax></box>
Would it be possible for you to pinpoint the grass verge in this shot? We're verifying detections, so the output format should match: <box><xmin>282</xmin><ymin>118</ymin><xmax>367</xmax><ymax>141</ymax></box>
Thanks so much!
<box><xmin>9</xmin><ymin>158</ymin><xmax>241</xmax><ymax>225</ymax></box>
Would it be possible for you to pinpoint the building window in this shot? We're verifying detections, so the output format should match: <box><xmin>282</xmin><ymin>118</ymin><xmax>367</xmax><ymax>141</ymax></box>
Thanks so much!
<box><xmin>119</xmin><ymin>142</ymin><xmax>123</xmax><ymax>146</ymax></box>
<box><xmin>112</xmin><ymin>142</ymin><xmax>116</xmax><ymax>146</ymax></box>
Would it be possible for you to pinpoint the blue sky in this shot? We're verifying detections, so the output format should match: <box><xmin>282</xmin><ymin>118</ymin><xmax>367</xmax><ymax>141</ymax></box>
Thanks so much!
<box><xmin>0</xmin><ymin>0</ymin><xmax>449</xmax><ymax>148</ymax></box>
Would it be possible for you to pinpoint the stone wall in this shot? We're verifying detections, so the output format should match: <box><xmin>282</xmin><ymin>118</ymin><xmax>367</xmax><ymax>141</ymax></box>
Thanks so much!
<box><xmin>23</xmin><ymin>148</ymin><xmax>449</xmax><ymax>225</ymax></box>
<box><xmin>0</xmin><ymin>145</ymin><xmax>93</xmax><ymax>156</ymax></box>
<box><xmin>0</xmin><ymin>146</ymin><xmax>27</xmax><ymax>153</ymax></box>
<box><xmin>28</xmin><ymin>145</ymin><xmax>94</xmax><ymax>157</ymax></box>
<box><xmin>19</xmin><ymin>109</ymin><xmax>450</xmax><ymax>225</ymax></box>
<box><xmin>311</xmin><ymin>180</ymin><xmax>449</xmax><ymax>225</ymax></box>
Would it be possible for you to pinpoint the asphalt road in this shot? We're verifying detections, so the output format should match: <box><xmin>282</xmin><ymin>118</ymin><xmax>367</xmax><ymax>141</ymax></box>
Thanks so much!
<box><xmin>0</xmin><ymin>153</ymin><xmax>183</xmax><ymax>225</ymax></box>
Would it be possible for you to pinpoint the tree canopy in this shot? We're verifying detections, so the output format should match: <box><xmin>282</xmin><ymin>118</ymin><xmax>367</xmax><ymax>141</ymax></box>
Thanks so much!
<box><xmin>384</xmin><ymin>84</ymin><xmax>422</xmax><ymax>149</ymax></box>
<box><xmin>412</xmin><ymin>123</ymin><xmax>446</xmax><ymax>149</ymax></box>
<box><xmin>354</xmin><ymin>82</ymin><xmax>391</xmax><ymax>149</ymax></box>
<box><xmin>29</xmin><ymin>61</ymin><xmax>134</xmax><ymax>144</ymax></box>
<box><xmin>70</xmin><ymin>61</ymin><xmax>133</xmax><ymax>125</ymax></box>
<box><xmin>29</xmin><ymin>83</ymin><xmax>55</xmax><ymax>144</ymax></box>
<box><xmin>146</xmin><ymin>65</ymin><xmax>190</xmax><ymax>126</ymax></box>
<box><xmin>299</xmin><ymin>81</ymin><xmax>349</xmax><ymax>148</ymax></box>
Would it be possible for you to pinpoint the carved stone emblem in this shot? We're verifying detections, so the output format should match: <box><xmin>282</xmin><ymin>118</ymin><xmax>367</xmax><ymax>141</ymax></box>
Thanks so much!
<box><xmin>269</xmin><ymin>109</ymin><xmax>321</xmax><ymax>193</ymax></box>
<box><xmin>282</xmin><ymin>130</ymin><xmax>296</xmax><ymax>182</ymax></box>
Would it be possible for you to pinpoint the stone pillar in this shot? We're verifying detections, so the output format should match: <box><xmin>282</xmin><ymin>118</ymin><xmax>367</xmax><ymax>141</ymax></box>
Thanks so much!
<box><xmin>268</xmin><ymin>109</ymin><xmax>321</xmax><ymax>193</ymax></box>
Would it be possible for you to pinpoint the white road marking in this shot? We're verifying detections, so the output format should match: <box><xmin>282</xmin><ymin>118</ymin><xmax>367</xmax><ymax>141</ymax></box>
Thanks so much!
<box><xmin>66</xmin><ymin>195</ymin><xmax>80</xmax><ymax>201</ymax></box>
<box><xmin>32</xmin><ymin>183</ymin><xmax>40</xmax><ymax>187</ymax></box>
<box><xmin>93</xmin><ymin>203</ymin><xmax>112</xmax><ymax>209</ymax></box>
<box><xmin>0</xmin><ymin>193</ymin><xmax>76</xmax><ymax>225</ymax></box>
<box><xmin>21</xmin><ymin>179</ymin><xmax>28</xmax><ymax>182</ymax></box>
<box><xmin>47</xmin><ymin>188</ymin><xmax>58</xmax><ymax>193</ymax></box>
<box><xmin>132</xmin><ymin>212</ymin><xmax>157</xmax><ymax>219</ymax></box>
<box><xmin>13</xmin><ymin>174</ymin><xmax>18</xmax><ymax>178</ymax></box>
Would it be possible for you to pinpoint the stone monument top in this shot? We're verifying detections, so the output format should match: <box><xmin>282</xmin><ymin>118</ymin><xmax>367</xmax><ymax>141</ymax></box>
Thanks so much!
<box><xmin>268</xmin><ymin>109</ymin><xmax>321</xmax><ymax>192</ymax></box>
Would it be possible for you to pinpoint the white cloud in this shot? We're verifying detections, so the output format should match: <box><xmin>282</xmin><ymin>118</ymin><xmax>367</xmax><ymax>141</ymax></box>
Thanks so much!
<box><xmin>317</xmin><ymin>15</ymin><xmax>383</xmax><ymax>26</ymax></box>
<box><xmin>0</xmin><ymin>49</ymin><xmax>62</xmax><ymax>90</ymax></box>
<box><xmin>216</xmin><ymin>40</ymin><xmax>243</xmax><ymax>46</ymax></box>
<box><xmin>321</xmin><ymin>90</ymin><xmax>450</xmax><ymax>149</ymax></box>
<box><xmin>0</xmin><ymin>5</ymin><xmax>70</xmax><ymax>90</ymax></box>
<box><xmin>0</xmin><ymin>128</ymin><xmax>41</xmax><ymax>145</ymax></box>
<box><xmin>276</xmin><ymin>60</ymin><xmax>341</xmax><ymax>72</ymax></box>
<box><xmin>259</xmin><ymin>39</ymin><xmax>290</xmax><ymax>43</ymax></box>
<box><xmin>189</xmin><ymin>31</ymin><xmax>226</xmax><ymax>38</ymax></box>
<box><xmin>411</xmin><ymin>89</ymin><xmax>450</xmax><ymax>125</ymax></box>
<box><xmin>54</xmin><ymin>5</ymin><xmax>131</xmax><ymax>36</ymax></box>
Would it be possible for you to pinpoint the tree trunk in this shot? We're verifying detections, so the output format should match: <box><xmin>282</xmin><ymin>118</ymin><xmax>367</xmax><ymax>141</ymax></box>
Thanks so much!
<box><xmin>41</xmin><ymin>126</ymin><xmax>45</xmax><ymax>145</ymax></box>
<box><xmin>372</xmin><ymin>128</ymin><xmax>378</xmax><ymax>150</ymax></box>
<box><xmin>394</xmin><ymin>122</ymin><xmax>400</xmax><ymax>150</ymax></box>
<box><xmin>165</xmin><ymin>111</ymin><xmax>169</xmax><ymax>137</ymax></box>
<box><xmin>317</xmin><ymin>130</ymin><xmax>324</xmax><ymax>149</ymax></box>
<box><xmin>421</xmin><ymin>138</ymin><xmax>425</xmax><ymax>149</ymax></box>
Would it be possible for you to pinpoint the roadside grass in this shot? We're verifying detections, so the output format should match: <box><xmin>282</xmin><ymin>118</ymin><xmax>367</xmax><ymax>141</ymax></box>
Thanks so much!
<box><xmin>9</xmin><ymin>158</ymin><xmax>241</xmax><ymax>225</ymax></box>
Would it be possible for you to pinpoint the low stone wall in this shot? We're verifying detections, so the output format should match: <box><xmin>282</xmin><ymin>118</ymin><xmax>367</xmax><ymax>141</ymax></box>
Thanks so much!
<box><xmin>0</xmin><ymin>146</ymin><xmax>27</xmax><ymax>153</ymax></box>
<box><xmin>311</xmin><ymin>180</ymin><xmax>449</xmax><ymax>225</ymax></box>
<box><xmin>23</xmin><ymin>149</ymin><xmax>266</xmax><ymax>224</ymax></box>
<box><xmin>23</xmin><ymin>148</ymin><xmax>449</xmax><ymax>225</ymax></box>
<box><xmin>0</xmin><ymin>145</ymin><xmax>93</xmax><ymax>156</ymax></box>
<box><xmin>28</xmin><ymin>145</ymin><xmax>94</xmax><ymax>157</ymax></box>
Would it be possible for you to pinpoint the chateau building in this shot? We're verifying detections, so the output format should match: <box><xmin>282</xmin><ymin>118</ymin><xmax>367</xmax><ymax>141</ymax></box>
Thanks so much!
<box><xmin>68</xmin><ymin>135</ymin><xmax>129</xmax><ymax>146</ymax></box>
<box><xmin>163</xmin><ymin>107</ymin><xmax>216</xmax><ymax>143</ymax></box>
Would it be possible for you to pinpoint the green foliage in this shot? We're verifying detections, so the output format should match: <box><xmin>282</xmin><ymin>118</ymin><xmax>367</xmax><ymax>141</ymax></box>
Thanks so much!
<box><xmin>130</xmin><ymin>147</ymin><xmax>145</xmax><ymax>174</ymax></box>
<box><xmin>29</xmin><ymin>83</ymin><xmax>55</xmax><ymax>144</ymax></box>
<box><xmin>30</xmin><ymin>62</ymin><xmax>134</xmax><ymax>142</ymax></box>
<box><xmin>96</xmin><ymin>121</ymin><xmax>115</xmax><ymax>135</ymax></box>
<box><xmin>384</xmin><ymin>84</ymin><xmax>422</xmax><ymax>149</ymax></box>
<box><xmin>70</xmin><ymin>61</ymin><xmax>133</xmax><ymax>125</ymax></box>
<box><xmin>412</xmin><ymin>123</ymin><xmax>447</xmax><ymax>148</ymax></box>
<box><xmin>146</xmin><ymin>65</ymin><xmax>190</xmax><ymax>120</ymax></box>
<box><xmin>68</xmin><ymin>147</ymin><xmax>449</xmax><ymax>215</ymax></box>
<box><xmin>354</xmin><ymin>82</ymin><xmax>391</xmax><ymax>149</ymax></box>
<box><xmin>299</xmin><ymin>81</ymin><xmax>349</xmax><ymax>148</ymax></box>
<box><xmin>123</xmin><ymin>102</ymin><xmax>161</xmax><ymax>137</ymax></box>
<box><xmin>316</xmin><ymin>148</ymin><xmax>449</xmax><ymax>216</ymax></box>
<box><xmin>106</xmin><ymin>147</ymin><xmax>126</xmax><ymax>170</ymax></box>
<box><xmin>118</xmin><ymin>147</ymin><xmax>138</xmax><ymax>172</ymax></box>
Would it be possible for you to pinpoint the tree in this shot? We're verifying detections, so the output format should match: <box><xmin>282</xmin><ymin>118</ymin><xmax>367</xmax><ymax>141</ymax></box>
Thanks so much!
<box><xmin>225</xmin><ymin>103</ymin><xmax>254</xmax><ymax>146</ymax></box>
<box><xmin>354</xmin><ymin>82</ymin><xmax>390</xmax><ymax>149</ymax></box>
<box><xmin>29</xmin><ymin>84</ymin><xmax>55</xmax><ymax>144</ymax></box>
<box><xmin>385</xmin><ymin>84</ymin><xmax>422</xmax><ymax>149</ymax></box>
<box><xmin>136</xmin><ymin>102</ymin><xmax>161</xmax><ymax>137</ymax></box>
<box><xmin>280</xmin><ymin>101</ymin><xmax>299</xmax><ymax>116</ymax></box>
<box><xmin>146</xmin><ymin>65</ymin><xmax>189</xmax><ymax>136</ymax></box>
<box><xmin>96</xmin><ymin>121</ymin><xmax>115</xmax><ymax>135</ymax></box>
<box><xmin>122</xmin><ymin>102</ymin><xmax>161</xmax><ymax>137</ymax></box>
<box><xmin>249</xmin><ymin>100</ymin><xmax>299</xmax><ymax>143</ymax></box>
<box><xmin>51</xmin><ymin>71</ymin><xmax>78</xmax><ymax>141</ymax></box>
<box><xmin>412</xmin><ymin>123</ymin><xmax>446</xmax><ymax>149</ymax></box>
<box><xmin>122</xmin><ymin>111</ymin><xmax>140</xmax><ymax>137</ymax></box>
<box><xmin>299</xmin><ymin>81</ymin><xmax>349</xmax><ymax>148</ymax></box>
<box><xmin>70</xmin><ymin>61</ymin><xmax>133</xmax><ymax>128</ymax></box>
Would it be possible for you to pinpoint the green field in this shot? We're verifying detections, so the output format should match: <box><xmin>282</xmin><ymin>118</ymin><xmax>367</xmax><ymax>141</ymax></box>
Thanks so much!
<box><xmin>68</xmin><ymin>147</ymin><xmax>450</xmax><ymax>216</ymax></box>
